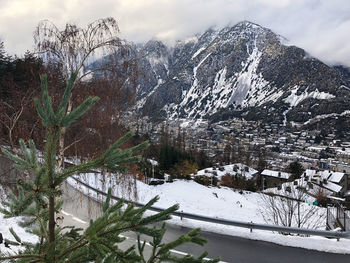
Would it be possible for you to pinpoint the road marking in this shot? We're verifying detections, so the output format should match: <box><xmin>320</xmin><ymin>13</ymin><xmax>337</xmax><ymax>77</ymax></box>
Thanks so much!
<box><xmin>169</xmin><ymin>248</ymin><xmax>228</xmax><ymax>263</ymax></box>
<box><xmin>61</xmin><ymin>210</ymin><xmax>87</xmax><ymax>224</ymax></box>
<box><xmin>72</xmin><ymin>216</ymin><xmax>87</xmax><ymax>224</ymax></box>
<box><xmin>61</xmin><ymin>210</ymin><xmax>70</xmax><ymax>216</ymax></box>
<box><xmin>139</xmin><ymin>238</ymin><xmax>227</xmax><ymax>262</ymax></box>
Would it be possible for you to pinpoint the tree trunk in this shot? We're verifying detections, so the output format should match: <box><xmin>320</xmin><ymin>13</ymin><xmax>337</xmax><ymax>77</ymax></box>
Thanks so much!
<box><xmin>57</xmin><ymin>99</ymin><xmax>73</xmax><ymax>172</ymax></box>
<box><xmin>46</xmin><ymin>131</ymin><xmax>59</xmax><ymax>259</ymax></box>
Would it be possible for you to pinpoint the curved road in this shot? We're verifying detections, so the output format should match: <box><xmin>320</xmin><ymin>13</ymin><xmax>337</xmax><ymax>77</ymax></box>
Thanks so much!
<box><xmin>62</xmin><ymin>182</ymin><xmax>350</xmax><ymax>263</ymax></box>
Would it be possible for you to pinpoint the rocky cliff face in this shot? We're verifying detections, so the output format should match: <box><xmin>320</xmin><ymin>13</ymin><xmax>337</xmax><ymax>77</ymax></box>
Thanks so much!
<box><xmin>125</xmin><ymin>21</ymin><xmax>350</xmax><ymax>128</ymax></box>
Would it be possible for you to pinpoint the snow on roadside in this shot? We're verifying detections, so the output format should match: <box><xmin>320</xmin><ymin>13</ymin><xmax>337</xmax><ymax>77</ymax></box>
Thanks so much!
<box><xmin>68</xmin><ymin>174</ymin><xmax>264</xmax><ymax>223</ymax></box>
<box><xmin>66</xmin><ymin>173</ymin><xmax>350</xmax><ymax>254</ymax></box>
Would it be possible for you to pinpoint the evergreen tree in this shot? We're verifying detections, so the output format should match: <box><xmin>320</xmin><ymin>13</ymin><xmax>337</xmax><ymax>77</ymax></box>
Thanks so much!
<box><xmin>0</xmin><ymin>40</ymin><xmax>12</xmax><ymax>81</ymax></box>
<box><xmin>287</xmin><ymin>160</ymin><xmax>305</xmax><ymax>180</ymax></box>
<box><xmin>256</xmin><ymin>147</ymin><xmax>268</xmax><ymax>189</ymax></box>
<box><xmin>0</xmin><ymin>73</ymin><xmax>219</xmax><ymax>262</ymax></box>
<box><xmin>0</xmin><ymin>41</ymin><xmax>5</xmax><ymax>61</ymax></box>
<box><xmin>223</xmin><ymin>143</ymin><xmax>232</xmax><ymax>165</ymax></box>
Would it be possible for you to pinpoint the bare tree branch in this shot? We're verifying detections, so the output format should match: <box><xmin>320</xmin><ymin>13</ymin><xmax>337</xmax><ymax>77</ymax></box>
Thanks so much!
<box><xmin>260</xmin><ymin>185</ymin><xmax>325</xmax><ymax>231</ymax></box>
<box><xmin>34</xmin><ymin>17</ymin><xmax>127</xmax><ymax>170</ymax></box>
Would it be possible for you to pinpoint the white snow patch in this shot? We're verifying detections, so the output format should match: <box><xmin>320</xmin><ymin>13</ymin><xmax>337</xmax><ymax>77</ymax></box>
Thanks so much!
<box><xmin>284</xmin><ymin>87</ymin><xmax>335</xmax><ymax>107</ymax></box>
<box><xmin>0</xmin><ymin>186</ymin><xmax>38</xmax><ymax>254</ymax></box>
<box><xmin>191</xmin><ymin>47</ymin><xmax>206</xmax><ymax>59</ymax></box>
<box><xmin>177</xmin><ymin>52</ymin><xmax>212</xmax><ymax>116</ymax></box>
<box><xmin>147</xmin><ymin>55</ymin><xmax>168</xmax><ymax>70</ymax></box>
<box><xmin>135</xmin><ymin>78</ymin><xmax>164</xmax><ymax>110</ymax></box>
<box><xmin>303</xmin><ymin>110</ymin><xmax>350</xmax><ymax>125</ymax></box>
<box><xmin>147</xmin><ymin>159</ymin><xmax>159</xmax><ymax>166</ymax></box>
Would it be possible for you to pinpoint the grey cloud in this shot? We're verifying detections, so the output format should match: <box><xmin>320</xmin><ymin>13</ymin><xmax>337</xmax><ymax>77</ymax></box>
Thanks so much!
<box><xmin>1</xmin><ymin>0</ymin><xmax>350</xmax><ymax>66</ymax></box>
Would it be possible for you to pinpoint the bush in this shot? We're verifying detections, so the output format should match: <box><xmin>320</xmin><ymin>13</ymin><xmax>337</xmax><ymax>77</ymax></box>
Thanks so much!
<box><xmin>170</xmin><ymin>160</ymin><xmax>198</xmax><ymax>179</ymax></box>
<box><xmin>220</xmin><ymin>174</ymin><xmax>257</xmax><ymax>192</ymax></box>
<box><xmin>314</xmin><ymin>188</ymin><xmax>329</xmax><ymax>207</ymax></box>
<box><xmin>149</xmin><ymin>180</ymin><xmax>165</xmax><ymax>186</ymax></box>
<box><xmin>194</xmin><ymin>175</ymin><xmax>218</xmax><ymax>187</ymax></box>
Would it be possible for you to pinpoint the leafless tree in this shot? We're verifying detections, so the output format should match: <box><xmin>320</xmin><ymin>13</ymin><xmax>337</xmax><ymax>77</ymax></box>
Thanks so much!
<box><xmin>0</xmin><ymin>90</ymin><xmax>34</xmax><ymax>148</ymax></box>
<box><xmin>34</xmin><ymin>18</ymin><xmax>125</xmax><ymax>81</ymax></box>
<box><xmin>260</xmin><ymin>185</ymin><xmax>325</xmax><ymax>230</ymax></box>
<box><xmin>34</xmin><ymin>17</ymin><xmax>131</xmax><ymax>170</ymax></box>
<box><xmin>0</xmin><ymin>103</ymin><xmax>23</xmax><ymax>148</ymax></box>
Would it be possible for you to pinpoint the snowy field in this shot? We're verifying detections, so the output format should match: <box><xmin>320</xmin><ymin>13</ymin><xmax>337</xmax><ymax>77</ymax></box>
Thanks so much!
<box><xmin>66</xmin><ymin>172</ymin><xmax>350</xmax><ymax>254</ymax></box>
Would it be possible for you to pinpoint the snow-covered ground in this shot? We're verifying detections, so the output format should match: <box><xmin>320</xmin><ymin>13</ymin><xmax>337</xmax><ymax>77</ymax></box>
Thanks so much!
<box><xmin>0</xmin><ymin>186</ymin><xmax>38</xmax><ymax>253</ymax></box>
<box><xmin>1</xmin><ymin>169</ymin><xmax>350</xmax><ymax>255</ymax></box>
<box><xmin>67</xmin><ymin>172</ymin><xmax>350</xmax><ymax>254</ymax></box>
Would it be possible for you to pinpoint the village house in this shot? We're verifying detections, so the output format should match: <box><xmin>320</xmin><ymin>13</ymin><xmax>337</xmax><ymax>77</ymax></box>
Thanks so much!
<box><xmin>261</xmin><ymin>169</ymin><xmax>291</xmax><ymax>189</ymax></box>
<box><xmin>304</xmin><ymin>169</ymin><xmax>348</xmax><ymax>196</ymax></box>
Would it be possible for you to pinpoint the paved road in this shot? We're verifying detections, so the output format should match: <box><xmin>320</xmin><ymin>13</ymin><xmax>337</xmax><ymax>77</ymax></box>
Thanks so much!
<box><xmin>62</xmin><ymin>182</ymin><xmax>350</xmax><ymax>263</ymax></box>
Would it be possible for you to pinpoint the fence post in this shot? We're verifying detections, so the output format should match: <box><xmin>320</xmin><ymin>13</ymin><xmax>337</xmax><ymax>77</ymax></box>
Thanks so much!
<box><xmin>337</xmin><ymin>204</ymin><xmax>340</xmax><ymax>229</ymax></box>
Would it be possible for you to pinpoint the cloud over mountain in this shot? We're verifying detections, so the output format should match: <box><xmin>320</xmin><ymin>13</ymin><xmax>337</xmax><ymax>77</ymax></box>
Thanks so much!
<box><xmin>0</xmin><ymin>0</ymin><xmax>349</xmax><ymax>66</ymax></box>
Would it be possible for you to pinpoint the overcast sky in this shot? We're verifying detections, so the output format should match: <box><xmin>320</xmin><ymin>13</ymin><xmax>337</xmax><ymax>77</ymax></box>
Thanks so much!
<box><xmin>1</xmin><ymin>0</ymin><xmax>350</xmax><ymax>66</ymax></box>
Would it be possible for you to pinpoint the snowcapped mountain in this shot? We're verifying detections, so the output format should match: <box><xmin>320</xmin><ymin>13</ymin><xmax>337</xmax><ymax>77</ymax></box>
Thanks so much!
<box><xmin>130</xmin><ymin>21</ymin><xmax>350</xmax><ymax>128</ymax></box>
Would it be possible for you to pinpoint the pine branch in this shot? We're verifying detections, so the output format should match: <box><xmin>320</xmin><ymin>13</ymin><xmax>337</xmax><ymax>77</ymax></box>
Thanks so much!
<box><xmin>34</xmin><ymin>97</ymin><xmax>49</xmax><ymax>127</ymax></box>
<box><xmin>60</xmin><ymin>96</ymin><xmax>100</xmax><ymax>127</ymax></box>
<box><xmin>57</xmin><ymin>71</ymin><xmax>78</xmax><ymax>113</ymax></box>
<box><xmin>40</xmin><ymin>74</ymin><xmax>55</xmax><ymax>123</ymax></box>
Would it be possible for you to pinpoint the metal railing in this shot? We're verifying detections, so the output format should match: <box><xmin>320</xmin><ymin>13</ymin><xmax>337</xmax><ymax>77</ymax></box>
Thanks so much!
<box><xmin>327</xmin><ymin>207</ymin><xmax>337</xmax><ymax>230</ymax></box>
<box><xmin>70</xmin><ymin>176</ymin><xmax>350</xmax><ymax>241</ymax></box>
<box><xmin>337</xmin><ymin>204</ymin><xmax>350</xmax><ymax>231</ymax></box>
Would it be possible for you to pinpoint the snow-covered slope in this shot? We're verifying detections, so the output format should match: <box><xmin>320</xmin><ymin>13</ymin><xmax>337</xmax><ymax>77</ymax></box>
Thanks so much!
<box><xmin>67</xmin><ymin>173</ymin><xmax>322</xmax><ymax>228</ymax></box>
<box><xmin>67</xmin><ymin>174</ymin><xmax>350</xmax><ymax>254</ymax></box>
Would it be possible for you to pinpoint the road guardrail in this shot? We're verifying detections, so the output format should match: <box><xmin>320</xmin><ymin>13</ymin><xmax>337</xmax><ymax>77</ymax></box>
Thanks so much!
<box><xmin>70</xmin><ymin>176</ymin><xmax>350</xmax><ymax>241</ymax></box>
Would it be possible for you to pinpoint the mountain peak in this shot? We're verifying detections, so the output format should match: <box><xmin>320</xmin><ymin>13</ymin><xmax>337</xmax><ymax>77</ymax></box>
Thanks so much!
<box><xmin>235</xmin><ymin>20</ymin><xmax>262</xmax><ymax>28</ymax></box>
<box><xmin>143</xmin><ymin>39</ymin><xmax>168</xmax><ymax>58</ymax></box>
<box><xmin>130</xmin><ymin>22</ymin><xmax>350</xmax><ymax>135</ymax></box>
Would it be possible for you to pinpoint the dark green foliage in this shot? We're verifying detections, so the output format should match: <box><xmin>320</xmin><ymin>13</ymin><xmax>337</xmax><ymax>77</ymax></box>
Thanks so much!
<box><xmin>0</xmin><ymin>74</ymin><xmax>219</xmax><ymax>262</ymax></box>
<box><xmin>159</xmin><ymin>144</ymin><xmax>186</xmax><ymax>171</ymax></box>
<box><xmin>286</xmin><ymin>161</ymin><xmax>305</xmax><ymax>180</ymax></box>
<box><xmin>158</xmin><ymin>144</ymin><xmax>211</xmax><ymax>173</ymax></box>
<box><xmin>0</xmin><ymin>47</ymin><xmax>43</xmax><ymax>102</ymax></box>
<box><xmin>190</xmin><ymin>150</ymin><xmax>212</xmax><ymax>170</ymax></box>
<box><xmin>153</xmin><ymin>124</ymin><xmax>212</xmax><ymax>174</ymax></box>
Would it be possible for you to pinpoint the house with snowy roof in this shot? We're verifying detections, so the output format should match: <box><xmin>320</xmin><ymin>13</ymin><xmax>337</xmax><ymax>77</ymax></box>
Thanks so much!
<box><xmin>261</xmin><ymin>169</ymin><xmax>291</xmax><ymax>189</ymax></box>
<box><xmin>303</xmin><ymin>169</ymin><xmax>348</xmax><ymax>196</ymax></box>
<box><xmin>193</xmin><ymin>163</ymin><xmax>258</xmax><ymax>181</ymax></box>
